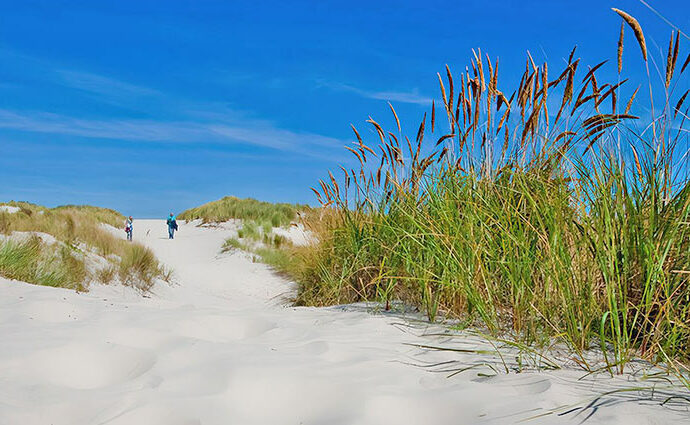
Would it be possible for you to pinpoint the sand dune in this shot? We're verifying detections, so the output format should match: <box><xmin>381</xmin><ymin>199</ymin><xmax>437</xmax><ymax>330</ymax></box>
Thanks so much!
<box><xmin>0</xmin><ymin>219</ymin><xmax>687</xmax><ymax>424</ymax></box>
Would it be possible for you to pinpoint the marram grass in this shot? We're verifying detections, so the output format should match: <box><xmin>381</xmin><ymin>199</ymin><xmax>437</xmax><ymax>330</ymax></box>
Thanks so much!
<box><xmin>0</xmin><ymin>236</ymin><xmax>87</xmax><ymax>290</ymax></box>
<box><xmin>294</xmin><ymin>10</ymin><xmax>690</xmax><ymax>375</ymax></box>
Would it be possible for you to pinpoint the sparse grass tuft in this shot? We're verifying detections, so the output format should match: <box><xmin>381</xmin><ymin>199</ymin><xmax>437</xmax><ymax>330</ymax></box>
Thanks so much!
<box><xmin>119</xmin><ymin>244</ymin><xmax>163</xmax><ymax>292</ymax></box>
<box><xmin>222</xmin><ymin>237</ymin><xmax>244</xmax><ymax>252</ymax></box>
<box><xmin>220</xmin><ymin>218</ymin><xmax>296</xmax><ymax>275</ymax></box>
<box><xmin>237</xmin><ymin>221</ymin><xmax>261</xmax><ymax>241</ymax></box>
<box><xmin>255</xmin><ymin>246</ymin><xmax>293</xmax><ymax>272</ymax></box>
<box><xmin>96</xmin><ymin>265</ymin><xmax>117</xmax><ymax>285</ymax></box>
<box><xmin>264</xmin><ymin>233</ymin><xmax>287</xmax><ymax>248</ymax></box>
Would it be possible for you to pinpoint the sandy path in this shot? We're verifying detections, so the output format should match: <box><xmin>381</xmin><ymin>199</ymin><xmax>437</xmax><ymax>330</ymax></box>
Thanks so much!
<box><xmin>0</xmin><ymin>220</ymin><xmax>687</xmax><ymax>424</ymax></box>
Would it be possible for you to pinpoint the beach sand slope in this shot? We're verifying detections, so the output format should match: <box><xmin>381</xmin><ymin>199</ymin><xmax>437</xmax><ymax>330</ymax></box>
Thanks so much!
<box><xmin>0</xmin><ymin>219</ymin><xmax>687</xmax><ymax>424</ymax></box>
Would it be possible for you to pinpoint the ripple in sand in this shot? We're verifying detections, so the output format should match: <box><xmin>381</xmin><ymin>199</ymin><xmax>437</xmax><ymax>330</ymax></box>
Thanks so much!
<box><xmin>175</xmin><ymin>315</ymin><xmax>276</xmax><ymax>342</ymax></box>
<box><xmin>29</xmin><ymin>343</ymin><xmax>155</xmax><ymax>389</ymax></box>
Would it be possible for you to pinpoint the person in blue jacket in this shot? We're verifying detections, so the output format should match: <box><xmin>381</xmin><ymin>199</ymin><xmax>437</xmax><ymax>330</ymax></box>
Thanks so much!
<box><xmin>166</xmin><ymin>213</ymin><xmax>178</xmax><ymax>239</ymax></box>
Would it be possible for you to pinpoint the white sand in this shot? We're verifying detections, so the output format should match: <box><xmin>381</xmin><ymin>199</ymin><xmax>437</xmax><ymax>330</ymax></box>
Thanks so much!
<box><xmin>0</xmin><ymin>219</ymin><xmax>687</xmax><ymax>424</ymax></box>
<box><xmin>273</xmin><ymin>223</ymin><xmax>315</xmax><ymax>246</ymax></box>
<box><xmin>0</xmin><ymin>205</ymin><xmax>20</xmax><ymax>214</ymax></box>
<box><xmin>0</xmin><ymin>231</ymin><xmax>59</xmax><ymax>245</ymax></box>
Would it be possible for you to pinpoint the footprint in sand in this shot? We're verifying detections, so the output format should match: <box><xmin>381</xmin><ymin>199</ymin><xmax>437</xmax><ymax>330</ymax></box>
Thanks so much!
<box><xmin>20</xmin><ymin>299</ymin><xmax>90</xmax><ymax>323</ymax></box>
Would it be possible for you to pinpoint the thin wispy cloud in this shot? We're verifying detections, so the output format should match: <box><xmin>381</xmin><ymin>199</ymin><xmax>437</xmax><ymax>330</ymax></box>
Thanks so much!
<box><xmin>208</xmin><ymin>124</ymin><xmax>343</xmax><ymax>151</ymax></box>
<box><xmin>0</xmin><ymin>109</ymin><xmax>199</xmax><ymax>142</ymax></box>
<box><xmin>0</xmin><ymin>48</ymin><xmax>161</xmax><ymax>108</ymax></box>
<box><xmin>0</xmin><ymin>49</ymin><xmax>350</xmax><ymax>162</ymax></box>
<box><xmin>0</xmin><ymin>50</ymin><xmax>349</xmax><ymax>158</ymax></box>
<box><xmin>321</xmin><ymin>81</ymin><xmax>432</xmax><ymax>105</ymax></box>
<box><xmin>56</xmin><ymin>70</ymin><xmax>160</xmax><ymax>100</ymax></box>
<box><xmin>0</xmin><ymin>109</ymin><xmax>345</xmax><ymax>158</ymax></box>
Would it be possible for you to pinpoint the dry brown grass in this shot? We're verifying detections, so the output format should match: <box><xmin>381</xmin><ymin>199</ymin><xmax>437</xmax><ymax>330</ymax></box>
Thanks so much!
<box><xmin>617</xmin><ymin>22</ymin><xmax>624</xmax><ymax>73</ymax></box>
<box><xmin>612</xmin><ymin>8</ymin><xmax>647</xmax><ymax>61</ymax></box>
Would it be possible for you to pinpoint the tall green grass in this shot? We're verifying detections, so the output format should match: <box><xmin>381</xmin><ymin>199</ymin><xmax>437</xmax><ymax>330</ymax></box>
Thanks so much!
<box><xmin>300</xmin><ymin>11</ymin><xmax>690</xmax><ymax>373</ymax></box>
<box><xmin>0</xmin><ymin>236</ymin><xmax>87</xmax><ymax>290</ymax></box>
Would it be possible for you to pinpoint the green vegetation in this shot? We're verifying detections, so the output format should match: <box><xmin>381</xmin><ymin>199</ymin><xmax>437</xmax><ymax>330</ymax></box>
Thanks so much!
<box><xmin>220</xmin><ymin>216</ymin><xmax>296</xmax><ymax>275</ymax></box>
<box><xmin>119</xmin><ymin>244</ymin><xmax>165</xmax><ymax>291</ymax></box>
<box><xmin>0</xmin><ymin>236</ymin><xmax>87</xmax><ymax>290</ymax></box>
<box><xmin>222</xmin><ymin>237</ymin><xmax>244</xmax><ymax>251</ymax></box>
<box><xmin>179</xmin><ymin>196</ymin><xmax>304</xmax><ymax>227</ymax></box>
<box><xmin>294</xmin><ymin>12</ymin><xmax>690</xmax><ymax>375</ymax></box>
<box><xmin>237</xmin><ymin>220</ymin><xmax>261</xmax><ymax>240</ymax></box>
<box><xmin>184</xmin><ymin>196</ymin><xmax>308</xmax><ymax>274</ymax></box>
<box><xmin>181</xmin><ymin>196</ymin><xmax>310</xmax><ymax>275</ymax></box>
<box><xmin>223</xmin><ymin>218</ymin><xmax>290</xmax><ymax>249</ymax></box>
<box><xmin>0</xmin><ymin>201</ymin><xmax>168</xmax><ymax>291</ymax></box>
<box><xmin>254</xmin><ymin>245</ymin><xmax>294</xmax><ymax>273</ymax></box>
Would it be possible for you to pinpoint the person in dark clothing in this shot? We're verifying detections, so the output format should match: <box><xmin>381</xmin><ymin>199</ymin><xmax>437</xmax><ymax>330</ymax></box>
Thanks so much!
<box><xmin>166</xmin><ymin>213</ymin><xmax>178</xmax><ymax>239</ymax></box>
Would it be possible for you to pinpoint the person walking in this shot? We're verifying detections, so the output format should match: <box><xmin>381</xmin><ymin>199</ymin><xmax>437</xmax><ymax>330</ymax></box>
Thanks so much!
<box><xmin>125</xmin><ymin>216</ymin><xmax>133</xmax><ymax>241</ymax></box>
<box><xmin>166</xmin><ymin>213</ymin><xmax>178</xmax><ymax>239</ymax></box>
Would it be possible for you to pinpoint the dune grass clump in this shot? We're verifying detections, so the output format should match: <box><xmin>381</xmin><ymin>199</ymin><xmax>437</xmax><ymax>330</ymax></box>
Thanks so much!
<box><xmin>301</xmin><ymin>10</ymin><xmax>690</xmax><ymax>373</ymax></box>
<box><xmin>237</xmin><ymin>220</ymin><xmax>261</xmax><ymax>241</ymax></box>
<box><xmin>222</xmin><ymin>218</ymin><xmax>294</xmax><ymax>271</ymax></box>
<box><xmin>0</xmin><ymin>201</ymin><xmax>168</xmax><ymax>291</ymax></box>
<box><xmin>119</xmin><ymin>244</ymin><xmax>165</xmax><ymax>291</ymax></box>
<box><xmin>222</xmin><ymin>237</ymin><xmax>244</xmax><ymax>252</ymax></box>
<box><xmin>211</xmin><ymin>199</ymin><xmax>304</xmax><ymax>279</ymax></box>
<box><xmin>0</xmin><ymin>236</ymin><xmax>87</xmax><ymax>290</ymax></box>
<box><xmin>254</xmin><ymin>245</ymin><xmax>293</xmax><ymax>271</ymax></box>
<box><xmin>179</xmin><ymin>196</ymin><xmax>304</xmax><ymax>228</ymax></box>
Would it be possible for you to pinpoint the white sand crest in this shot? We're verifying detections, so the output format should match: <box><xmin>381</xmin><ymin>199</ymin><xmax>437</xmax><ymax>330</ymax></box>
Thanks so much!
<box><xmin>0</xmin><ymin>219</ymin><xmax>688</xmax><ymax>424</ymax></box>
<box><xmin>0</xmin><ymin>205</ymin><xmax>20</xmax><ymax>214</ymax></box>
<box><xmin>272</xmin><ymin>222</ymin><xmax>315</xmax><ymax>246</ymax></box>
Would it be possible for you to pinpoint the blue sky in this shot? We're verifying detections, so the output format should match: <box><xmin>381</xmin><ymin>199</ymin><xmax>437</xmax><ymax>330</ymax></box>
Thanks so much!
<box><xmin>0</xmin><ymin>0</ymin><xmax>687</xmax><ymax>217</ymax></box>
